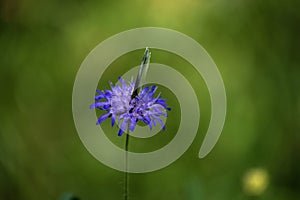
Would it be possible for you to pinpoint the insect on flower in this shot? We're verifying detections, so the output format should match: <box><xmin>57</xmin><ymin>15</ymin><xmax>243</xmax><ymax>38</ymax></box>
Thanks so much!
<box><xmin>90</xmin><ymin>48</ymin><xmax>170</xmax><ymax>136</ymax></box>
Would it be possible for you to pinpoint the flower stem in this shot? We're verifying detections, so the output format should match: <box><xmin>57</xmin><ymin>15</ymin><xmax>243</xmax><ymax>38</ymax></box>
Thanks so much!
<box><xmin>124</xmin><ymin>133</ymin><xmax>129</xmax><ymax>200</ymax></box>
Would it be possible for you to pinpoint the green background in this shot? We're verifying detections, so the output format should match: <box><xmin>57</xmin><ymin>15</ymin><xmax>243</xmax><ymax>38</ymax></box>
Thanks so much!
<box><xmin>0</xmin><ymin>0</ymin><xmax>299</xmax><ymax>199</ymax></box>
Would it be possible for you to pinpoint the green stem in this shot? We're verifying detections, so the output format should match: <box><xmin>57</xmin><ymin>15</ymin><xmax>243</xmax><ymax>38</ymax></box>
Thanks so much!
<box><xmin>124</xmin><ymin>133</ymin><xmax>129</xmax><ymax>200</ymax></box>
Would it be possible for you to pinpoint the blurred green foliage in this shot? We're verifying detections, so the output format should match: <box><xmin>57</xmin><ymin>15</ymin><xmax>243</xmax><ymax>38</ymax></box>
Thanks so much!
<box><xmin>0</xmin><ymin>0</ymin><xmax>299</xmax><ymax>199</ymax></box>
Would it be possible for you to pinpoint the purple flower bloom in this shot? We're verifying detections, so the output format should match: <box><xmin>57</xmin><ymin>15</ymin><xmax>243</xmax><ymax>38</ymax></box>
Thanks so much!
<box><xmin>90</xmin><ymin>77</ymin><xmax>170</xmax><ymax>136</ymax></box>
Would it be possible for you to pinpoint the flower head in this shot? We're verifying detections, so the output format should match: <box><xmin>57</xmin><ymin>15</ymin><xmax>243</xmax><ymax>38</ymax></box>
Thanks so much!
<box><xmin>90</xmin><ymin>77</ymin><xmax>170</xmax><ymax>136</ymax></box>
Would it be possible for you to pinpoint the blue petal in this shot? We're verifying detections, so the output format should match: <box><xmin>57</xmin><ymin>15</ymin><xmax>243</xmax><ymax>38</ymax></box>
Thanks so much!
<box><xmin>118</xmin><ymin>129</ymin><xmax>123</xmax><ymax>136</ymax></box>
<box><xmin>155</xmin><ymin>117</ymin><xmax>165</xmax><ymax>131</ymax></box>
<box><xmin>103</xmin><ymin>105</ymin><xmax>110</xmax><ymax>110</ymax></box>
<box><xmin>149</xmin><ymin>85</ymin><xmax>157</xmax><ymax>96</ymax></box>
<box><xmin>95</xmin><ymin>94</ymin><xmax>105</xmax><ymax>100</ymax></box>
<box><xmin>105</xmin><ymin>90</ymin><xmax>112</xmax><ymax>97</ymax></box>
<box><xmin>120</xmin><ymin>119</ymin><xmax>127</xmax><ymax>132</ymax></box>
<box><xmin>159</xmin><ymin>113</ymin><xmax>168</xmax><ymax>117</ymax></box>
<box><xmin>90</xmin><ymin>102</ymin><xmax>109</xmax><ymax>109</ymax></box>
<box><xmin>148</xmin><ymin>121</ymin><xmax>153</xmax><ymax>131</ymax></box>
<box><xmin>152</xmin><ymin>117</ymin><xmax>157</xmax><ymax>126</ymax></box>
<box><xmin>145</xmin><ymin>115</ymin><xmax>153</xmax><ymax>130</ymax></box>
<box><xmin>156</xmin><ymin>99</ymin><xmax>168</xmax><ymax>108</ymax></box>
<box><xmin>142</xmin><ymin>118</ymin><xmax>149</xmax><ymax>125</ymax></box>
<box><xmin>96</xmin><ymin>113</ymin><xmax>111</xmax><ymax>125</ymax></box>
<box><xmin>118</xmin><ymin>77</ymin><xmax>126</xmax><ymax>86</ymax></box>
<box><xmin>111</xmin><ymin>115</ymin><xmax>116</xmax><ymax>127</ymax></box>
<box><xmin>156</xmin><ymin>99</ymin><xmax>165</xmax><ymax>104</ymax></box>
<box><xmin>145</xmin><ymin>116</ymin><xmax>151</xmax><ymax>124</ymax></box>
<box><xmin>137</xmin><ymin>115</ymin><xmax>144</xmax><ymax>122</ymax></box>
<box><xmin>129</xmin><ymin>119</ymin><xmax>137</xmax><ymax>131</ymax></box>
<box><xmin>143</xmin><ymin>86</ymin><xmax>149</xmax><ymax>93</ymax></box>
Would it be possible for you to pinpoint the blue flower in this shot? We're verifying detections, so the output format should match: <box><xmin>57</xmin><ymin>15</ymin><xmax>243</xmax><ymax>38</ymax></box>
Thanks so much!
<box><xmin>90</xmin><ymin>77</ymin><xmax>170</xmax><ymax>136</ymax></box>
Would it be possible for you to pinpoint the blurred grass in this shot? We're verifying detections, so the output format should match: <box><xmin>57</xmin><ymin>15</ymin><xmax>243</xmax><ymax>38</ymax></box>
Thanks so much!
<box><xmin>0</xmin><ymin>0</ymin><xmax>300</xmax><ymax>199</ymax></box>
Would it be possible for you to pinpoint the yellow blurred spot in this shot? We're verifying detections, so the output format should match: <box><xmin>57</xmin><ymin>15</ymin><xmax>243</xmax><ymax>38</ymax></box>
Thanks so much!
<box><xmin>147</xmin><ymin>0</ymin><xmax>199</xmax><ymax>24</ymax></box>
<box><xmin>243</xmin><ymin>168</ymin><xmax>269</xmax><ymax>196</ymax></box>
